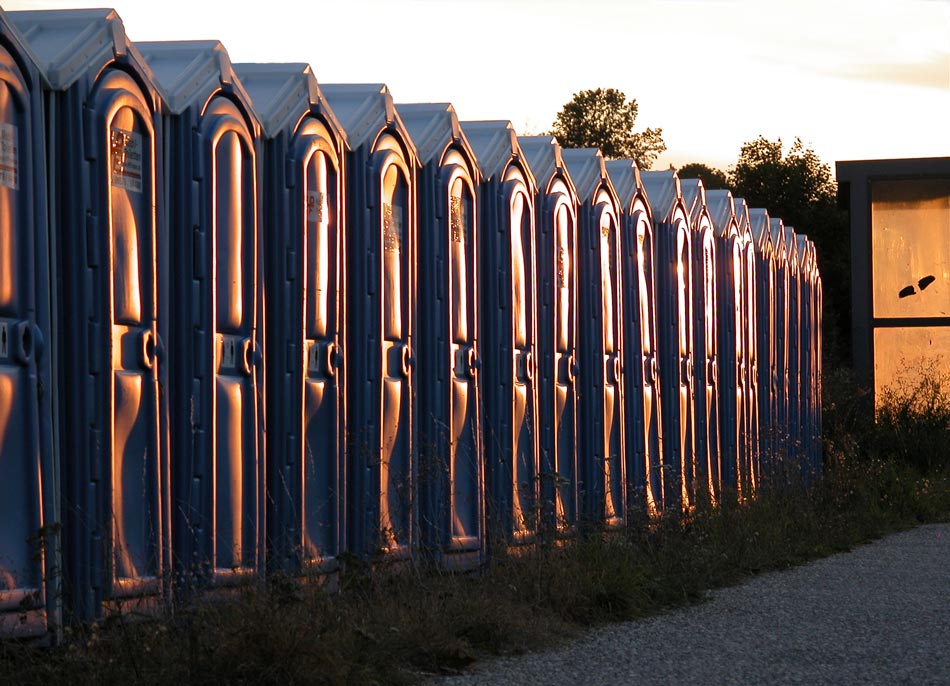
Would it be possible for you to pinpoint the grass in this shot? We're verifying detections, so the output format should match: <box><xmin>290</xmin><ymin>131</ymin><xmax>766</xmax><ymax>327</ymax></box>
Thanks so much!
<box><xmin>3</xmin><ymin>367</ymin><xmax>949</xmax><ymax>685</ymax></box>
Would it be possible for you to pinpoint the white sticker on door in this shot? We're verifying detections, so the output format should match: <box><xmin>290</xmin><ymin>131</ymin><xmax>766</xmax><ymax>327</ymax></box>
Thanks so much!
<box><xmin>0</xmin><ymin>123</ymin><xmax>18</xmax><ymax>190</ymax></box>
<box><xmin>110</xmin><ymin>127</ymin><xmax>143</xmax><ymax>193</ymax></box>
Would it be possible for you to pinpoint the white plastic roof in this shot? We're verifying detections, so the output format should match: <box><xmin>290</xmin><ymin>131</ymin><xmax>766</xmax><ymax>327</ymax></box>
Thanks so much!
<box><xmin>137</xmin><ymin>40</ymin><xmax>252</xmax><ymax>116</ymax></box>
<box><xmin>603</xmin><ymin>159</ymin><xmax>642</xmax><ymax>212</ymax></box>
<box><xmin>560</xmin><ymin>147</ymin><xmax>612</xmax><ymax>204</ymax></box>
<box><xmin>321</xmin><ymin>83</ymin><xmax>415</xmax><ymax>157</ymax></box>
<box><xmin>459</xmin><ymin>120</ymin><xmax>533</xmax><ymax>188</ymax></box>
<box><xmin>705</xmin><ymin>189</ymin><xmax>738</xmax><ymax>238</ymax></box>
<box><xmin>234</xmin><ymin>62</ymin><xmax>345</xmax><ymax>146</ymax></box>
<box><xmin>10</xmin><ymin>8</ymin><xmax>145</xmax><ymax>91</ymax></box>
<box><xmin>640</xmin><ymin>170</ymin><xmax>681</xmax><ymax>224</ymax></box>
<box><xmin>680</xmin><ymin>178</ymin><xmax>708</xmax><ymax>228</ymax></box>
<box><xmin>395</xmin><ymin>102</ymin><xmax>475</xmax><ymax>171</ymax></box>
<box><xmin>519</xmin><ymin>135</ymin><xmax>576</xmax><ymax>199</ymax></box>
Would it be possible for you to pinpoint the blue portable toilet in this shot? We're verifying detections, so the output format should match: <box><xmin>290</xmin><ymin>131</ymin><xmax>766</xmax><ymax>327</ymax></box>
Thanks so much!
<box><xmin>796</xmin><ymin>234</ymin><xmax>816</xmax><ymax>480</ymax></box>
<box><xmin>234</xmin><ymin>63</ymin><xmax>347</xmax><ymax>575</ymax></box>
<box><xmin>137</xmin><ymin>40</ymin><xmax>265</xmax><ymax>586</ymax></box>
<box><xmin>396</xmin><ymin>102</ymin><xmax>483</xmax><ymax>569</ymax></box>
<box><xmin>640</xmin><ymin>170</ymin><xmax>694</xmax><ymax>512</ymax></box>
<box><xmin>12</xmin><ymin>9</ymin><xmax>169</xmax><ymax>621</ymax></box>
<box><xmin>734</xmin><ymin>198</ymin><xmax>760</xmax><ymax>498</ymax></box>
<box><xmin>320</xmin><ymin>84</ymin><xmax>418</xmax><ymax>561</ymax></box>
<box><xmin>461</xmin><ymin>120</ymin><xmax>539</xmax><ymax>547</ymax></box>
<box><xmin>749</xmin><ymin>209</ymin><xmax>776</xmax><ymax>481</ymax></box>
<box><xmin>606</xmin><ymin>158</ymin><xmax>663</xmax><ymax>517</ymax></box>
<box><xmin>518</xmin><ymin>135</ymin><xmax>580</xmax><ymax>535</ymax></box>
<box><xmin>784</xmin><ymin>226</ymin><xmax>802</xmax><ymax>471</ymax></box>
<box><xmin>681</xmin><ymin>179</ymin><xmax>719</xmax><ymax>508</ymax></box>
<box><xmin>769</xmin><ymin>218</ymin><xmax>790</xmax><ymax>471</ymax></box>
<box><xmin>705</xmin><ymin>190</ymin><xmax>741</xmax><ymax>503</ymax></box>
<box><xmin>0</xmin><ymin>9</ymin><xmax>58</xmax><ymax>638</ymax></box>
<box><xmin>562</xmin><ymin>148</ymin><xmax>626</xmax><ymax>528</ymax></box>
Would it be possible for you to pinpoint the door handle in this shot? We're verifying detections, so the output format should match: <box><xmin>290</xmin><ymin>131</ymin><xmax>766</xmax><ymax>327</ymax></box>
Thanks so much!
<box><xmin>325</xmin><ymin>341</ymin><xmax>339</xmax><ymax>377</ymax></box>
<box><xmin>241</xmin><ymin>338</ymin><xmax>257</xmax><ymax>376</ymax></box>
<box><xmin>518</xmin><ymin>351</ymin><xmax>533</xmax><ymax>382</ymax></box>
<box><xmin>466</xmin><ymin>347</ymin><xmax>478</xmax><ymax>378</ymax></box>
<box><xmin>607</xmin><ymin>354</ymin><xmax>621</xmax><ymax>385</ymax></box>
<box><xmin>13</xmin><ymin>321</ymin><xmax>40</xmax><ymax>366</ymax></box>
<box><xmin>400</xmin><ymin>344</ymin><xmax>413</xmax><ymax>378</ymax></box>
<box><xmin>139</xmin><ymin>329</ymin><xmax>156</xmax><ymax>370</ymax></box>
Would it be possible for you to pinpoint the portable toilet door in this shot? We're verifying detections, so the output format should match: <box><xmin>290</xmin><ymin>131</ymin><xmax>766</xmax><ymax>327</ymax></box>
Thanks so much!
<box><xmin>705</xmin><ymin>190</ymin><xmax>741</xmax><ymax>504</ymax></box>
<box><xmin>234</xmin><ymin>63</ymin><xmax>347</xmax><ymax>575</ymax></box>
<box><xmin>605</xmin><ymin>158</ymin><xmax>663</xmax><ymax>518</ymax></box>
<box><xmin>769</xmin><ymin>219</ymin><xmax>790</xmax><ymax>473</ymax></box>
<box><xmin>796</xmin><ymin>234</ymin><xmax>814</xmax><ymax>480</ymax></box>
<box><xmin>562</xmin><ymin>148</ymin><xmax>626</xmax><ymax>529</ymax></box>
<box><xmin>138</xmin><ymin>40</ymin><xmax>264</xmax><ymax>586</ymax></box>
<box><xmin>519</xmin><ymin>135</ymin><xmax>580</xmax><ymax>536</ymax></box>
<box><xmin>640</xmin><ymin>170</ymin><xmax>694</xmax><ymax>512</ymax></box>
<box><xmin>12</xmin><ymin>9</ymin><xmax>169</xmax><ymax>621</ymax></box>
<box><xmin>0</xmin><ymin>10</ymin><xmax>58</xmax><ymax>638</ymax></box>
<box><xmin>749</xmin><ymin>209</ymin><xmax>775</xmax><ymax>484</ymax></box>
<box><xmin>321</xmin><ymin>84</ymin><xmax>418</xmax><ymax>561</ymax></box>
<box><xmin>396</xmin><ymin>102</ymin><xmax>483</xmax><ymax>569</ymax></box>
<box><xmin>783</xmin><ymin>227</ymin><xmax>802</xmax><ymax>472</ymax></box>
<box><xmin>461</xmin><ymin>120</ymin><xmax>539</xmax><ymax>547</ymax></box>
<box><xmin>734</xmin><ymin>198</ymin><xmax>760</xmax><ymax>499</ymax></box>
<box><xmin>681</xmin><ymin>179</ymin><xmax>719</xmax><ymax>508</ymax></box>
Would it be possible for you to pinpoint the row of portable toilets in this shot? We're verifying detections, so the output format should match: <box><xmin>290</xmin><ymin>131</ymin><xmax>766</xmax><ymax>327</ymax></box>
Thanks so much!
<box><xmin>0</xmin><ymin>8</ymin><xmax>822</xmax><ymax>637</ymax></box>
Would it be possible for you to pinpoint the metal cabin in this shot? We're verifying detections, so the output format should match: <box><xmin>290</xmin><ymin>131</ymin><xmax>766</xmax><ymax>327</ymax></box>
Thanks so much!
<box><xmin>320</xmin><ymin>84</ymin><xmax>419</xmax><ymax>561</ymax></box>
<box><xmin>769</xmin><ymin>218</ymin><xmax>790</xmax><ymax>471</ymax></box>
<box><xmin>705</xmin><ymin>190</ymin><xmax>741</xmax><ymax>502</ymax></box>
<box><xmin>605</xmin><ymin>158</ymin><xmax>663</xmax><ymax>517</ymax></box>
<box><xmin>234</xmin><ymin>63</ymin><xmax>347</xmax><ymax>575</ymax></box>
<box><xmin>396</xmin><ymin>102</ymin><xmax>484</xmax><ymax>570</ymax></box>
<box><xmin>137</xmin><ymin>40</ymin><xmax>265</xmax><ymax>587</ymax></box>
<box><xmin>460</xmin><ymin>120</ymin><xmax>539</xmax><ymax>547</ymax></box>
<box><xmin>681</xmin><ymin>179</ymin><xmax>719</xmax><ymax>508</ymax></box>
<box><xmin>640</xmin><ymin>170</ymin><xmax>695</xmax><ymax>512</ymax></box>
<box><xmin>734</xmin><ymin>198</ymin><xmax>760</xmax><ymax>498</ymax></box>
<box><xmin>562</xmin><ymin>148</ymin><xmax>626</xmax><ymax>529</ymax></box>
<box><xmin>748</xmin><ymin>209</ymin><xmax>775</xmax><ymax>483</ymax></box>
<box><xmin>0</xmin><ymin>8</ymin><xmax>58</xmax><ymax>638</ymax></box>
<box><xmin>518</xmin><ymin>135</ymin><xmax>580</xmax><ymax>536</ymax></box>
<box><xmin>12</xmin><ymin>9</ymin><xmax>169</xmax><ymax>622</ymax></box>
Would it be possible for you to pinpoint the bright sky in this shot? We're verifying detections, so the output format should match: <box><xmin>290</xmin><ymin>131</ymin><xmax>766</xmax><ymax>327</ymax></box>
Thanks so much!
<box><xmin>5</xmin><ymin>0</ymin><xmax>949</xmax><ymax>171</ymax></box>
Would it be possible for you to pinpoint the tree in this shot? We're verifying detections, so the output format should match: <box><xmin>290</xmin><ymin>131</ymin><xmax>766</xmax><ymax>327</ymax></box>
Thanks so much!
<box><xmin>677</xmin><ymin>162</ymin><xmax>730</xmax><ymax>191</ymax></box>
<box><xmin>730</xmin><ymin>136</ymin><xmax>850</xmax><ymax>363</ymax></box>
<box><xmin>551</xmin><ymin>88</ymin><xmax>667</xmax><ymax>169</ymax></box>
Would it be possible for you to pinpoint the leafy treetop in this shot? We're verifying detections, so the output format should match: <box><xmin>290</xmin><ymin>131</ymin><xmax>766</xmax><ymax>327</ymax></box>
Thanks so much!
<box><xmin>551</xmin><ymin>87</ymin><xmax>667</xmax><ymax>170</ymax></box>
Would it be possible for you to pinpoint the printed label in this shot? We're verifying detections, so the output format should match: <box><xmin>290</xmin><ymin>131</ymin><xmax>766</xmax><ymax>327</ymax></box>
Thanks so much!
<box><xmin>557</xmin><ymin>246</ymin><xmax>567</xmax><ymax>288</ymax></box>
<box><xmin>0</xmin><ymin>123</ymin><xmax>18</xmax><ymax>190</ymax></box>
<box><xmin>450</xmin><ymin>196</ymin><xmax>465</xmax><ymax>243</ymax></box>
<box><xmin>110</xmin><ymin>127</ymin><xmax>143</xmax><ymax>193</ymax></box>
<box><xmin>307</xmin><ymin>191</ymin><xmax>325</xmax><ymax>225</ymax></box>
<box><xmin>383</xmin><ymin>203</ymin><xmax>403</xmax><ymax>254</ymax></box>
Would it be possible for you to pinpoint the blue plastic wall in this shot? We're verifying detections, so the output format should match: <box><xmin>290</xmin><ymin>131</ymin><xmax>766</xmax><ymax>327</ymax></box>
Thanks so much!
<box><xmin>682</xmin><ymin>179</ymin><xmax>719</xmax><ymax>508</ymax></box>
<box><xmin>462</xmin><ymin>121</ymin><xmax>540</xmax><ymax>547</ymax></box>
<box><xmin>236</xmin><ymin>63</ymin><xmax>347</xmax><ymax>575</ymax></box>
<box><xmin>562</xmin><ymin>148</ymin><xmax>626</xmax><ymax>528</ymax></box>
<box><xmin>13</xmin><ymin>9</ymin><xmax>169</xmax><ymax>622</ymax></box>
<box><xmin>322</xmin><ymin>84</ymin><xmax>418</xmax><ymax>561</ymax></box>
<box><xmin>706</xmin><ymin>190</ymin><xmax>742</xmax><ymax>502</ymax></box>
<box><xmin>520</xmin><ymin>135</ymin><xmax>581</xmax><ymax>536</ymax></box>
<box><xmin>138</xmin><ymin>40</ymin><xmax>265</xmax><ymax>587</ymax></box>
<box><xmin>397</xmin><ymin>102</ymin><xmax>484</xmax><ymax>569</ymax></box>
<box><xmin>606</xmin><ymin>159</ymin><xmax>664</xmax><ymax>518</ymax></box>
<box><xmin>641</xmin><ymin>171</ymin><xmax>695</xmax><ymax>511</ymax></box>
<box><xmin>0</xmin><ymin>9</ymin><xmax>57</xmax><ymax>637</ymax></box>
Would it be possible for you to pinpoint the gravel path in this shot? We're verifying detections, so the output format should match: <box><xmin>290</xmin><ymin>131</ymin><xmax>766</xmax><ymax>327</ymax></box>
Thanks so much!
<box><xmin>431</xmin><ymin>523</ymin><xmax>950</xmax><ymax>686</ymax></box>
